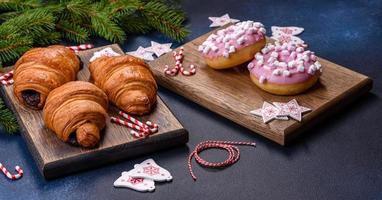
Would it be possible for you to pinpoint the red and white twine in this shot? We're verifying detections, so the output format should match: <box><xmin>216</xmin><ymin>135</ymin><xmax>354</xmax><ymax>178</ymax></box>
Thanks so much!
<box><xmin>66</xmin><ymin>44</ymin><xmax>94</xmax><ymax>52</ymax></box>
<box><xmin>111</xmin><ymin>111</ymin><xmax>159</xmax><ymax>138</ymax></box>
<box><xmin>164</xmin><ymin>47</ymin><xmax>196</xmax><ymax>76</ymax></box>
<box><xmin>188</xmin><ymin>140</ymin><xmax>256</xmax><ymax>181</ymax></box>
<box><xmin>0</xmin><ymin>163</ymin><xmax>23</xmax><ymax>180</ymax></box>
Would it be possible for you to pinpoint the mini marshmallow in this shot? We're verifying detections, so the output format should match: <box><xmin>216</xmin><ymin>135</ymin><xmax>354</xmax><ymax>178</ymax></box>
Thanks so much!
<box><xmin>270</xmin><ymin>51</ymin><xmax>279</xmax><ymax>58</ymax></box>
<box><xmin>229</xmin><ymin>46</ymin><xmax>236</xmax><ymax>53</ymax></box>
<box><xmin>259</xmin><ymin>75</ymin><xmax>266</xmax><ymax>83</ymax></box>
<box><xmin>281</xmin><ymin>50</ymin><xmax>289</xmax><ymax>56</ymax></box>
<box><xmin>255</xmin><ymin>53</ymin><xmax>263</xmax><ymax>60</ymax></box>
<box><xmin>198</xmin><ymin>45</ymin><xmax>204</xmax><ymax>52</ymax></box>
<box><xmin>237</xmin><ymin>37</ymin><xmax>246</xmax><ymax>45</ymax></box>
<box><xmin>259</xmin><ymin>27</ymin><xmax>266</xmax><ymax>34</ymax></box>
<box><xmin>224</xmin><ymin>43</ymin><xmax>230</xmax><ymax>49</ymax></box>
<box><xmin>267</xmin><ymin>56</ymin><xmax>276</xmax><ymax>64</ymax></box>
<box><xmin>314</xmin><ymin>61</ymin><xmax>322</xmax><ymax>70</ymax></box>
<box><xmin>278</xmin><ymin>62</ymin><xmax>287</xmax><ymax>68</ymax></box>
<box><xmin>297</xmin><ymin>65</ymin><xmax>305</xmax><ymax>72</ymax></box>
<box><xmin>203</xmin><ymin>46</ymin><xmax>211</xmax><ymax>54</ymax></box>
<box><xmin>253</xmin><ymin>22</ymin><xmax>262</xmax><ymax>28</ymax></box>
<box><xmin>257</xmin><ymin>59</ymin><xmax>264</xmax><ymax>66</ymax></box>
<box><xmin>288</xmin><ymin>61</ymin><xmax>295</xmax><ymax>68</ymax></box>
<box><xmin>272</xmin><ymin>69</ymin><xmax>282</xmax><ymax>76</ymax></box>
<box><xmin>282</xmin><ymin>70</ymin><xmax>291</xmax><ymax>77</ymax></box>
<box><xmin>261</xmin><ymin>47</ymin><xmax>269</xmax><ymax>54</ymax></box>
<box><xmin>211</xmin><ymin>45</ymin><xmax>218</xmax><ymax>52</ymax></box>
<box><xmin>296</xmin><ymin>47</ymin><xmax>304</xmax><ymax>53</ymax></box>
<box><xmin>263</xmin><ymin>65</ymin><xmax>271</xmax><ymax>70</ymax></box>
<box><xmin>289</xmin><ymin>51</ymin><xmax>297</xmax><ymax>59</ymax></box>
<box><xmin>223</xmin><ymin>51</ymin><xmax>229</xmax><ymax>58</ymax></box>
<box><xmin>308</xmin><ymin>65</ymin><xmax>316</xmax><ymax>74</ymax></box>
<box><xmin>248</xmin><ymin>62</ymin><xmax>254</xmax><ymax>70</ymax></box>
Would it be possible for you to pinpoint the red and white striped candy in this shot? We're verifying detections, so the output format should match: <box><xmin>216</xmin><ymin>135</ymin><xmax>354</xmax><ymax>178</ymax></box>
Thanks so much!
<box><xmin>111</xmin><ymin>117</ymin><xmax>149</xmax><ymax>133</ymax></box>
<box><xmin>0</xmin><ymin>163</ymin><xmax>23</xmax><ymax>180</ymax></box>
<box><xmin>180</xmin><ymin>64</ymin><xmax>196</xmax><ymax>76</ymax></box>
<box><xmin>0</xmin><ymin>70</ymin><xmax>14</xmax><ymax>81</ymax></box>
<box><xmin>118</xmin><ymin>111</ymin><xmax>149</xmax><ymax>130</ymax></box>
<box><xmin>66</xmin><ymin>44</ymin><xmax>94</xmax><ymax>52</ymax></box>
<box><xmin>1</xmin><ymin>79</ymin><xmax>14</xmax><ymax>85</ymax></box>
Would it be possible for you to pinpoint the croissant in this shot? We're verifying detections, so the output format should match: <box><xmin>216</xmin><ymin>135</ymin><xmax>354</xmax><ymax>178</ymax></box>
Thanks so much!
<box><xmin>14</xmin><ymin>45</ymin><xmax>80</xmax><ymax>109</ymax></box>
<box><xmin>43</xmin><ymin>81</ymin><xmax>108</xmax><ymax>148</ymax></box>
<box><xmin>89</xmin><ymin>55</ymin><xmax>157</xmax><ymax>115</ymax></box>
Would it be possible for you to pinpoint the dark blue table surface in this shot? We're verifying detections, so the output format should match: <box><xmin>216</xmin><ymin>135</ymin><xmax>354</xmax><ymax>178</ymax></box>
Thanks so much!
<box><xmin>1</xmin><ymin>0</ymin><xmax>381</xmax><ymax>199</ymax></box>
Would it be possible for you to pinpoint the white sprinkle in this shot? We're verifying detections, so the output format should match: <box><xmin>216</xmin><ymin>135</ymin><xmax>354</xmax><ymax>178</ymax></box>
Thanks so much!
<box><xmin>259</xmin><ymin>75</ymin><xmax>266</xmax><ymax>83</ymax></box>
<box><xmin>302</xmin><ymin>55</ymin><xmax>310</xmax><ymax>62</ymax></box>
<box><xmin>217</xmin><ymin>30</ymin><xmax>225</xmax><ymax>36</ymax></box>
<box><xmin>263</xmin><ymin>65</ymin><xmax>271</xmax><ymax>70</ymax></box>
<box><xmin>216</xmin><ymin>37</ymin><xmax>223</xmax><ymax>43</ymax></box>
<box><xmin>289</xmin><ymin>52</ymin><xmax>297</xmax><ymax>59</ymax></box>
<box><xmin>223</xmin><ymin>51</ymin><xmax>229</xmax><ymax>58</ymax></box>
<box><xmin>224</xmin><ymin>43</ymin><xmax>230</xmax><ymax>49</ymax></box>
<box><xmin>257</xmin><ymin>59</ymin><xmax>264</xmax><ymax>66</ymax></box>
<box><xmin>254</xmin><ymin>22</ymin><xmax>262</xmax><ymax>28</ymax></box>
<box><xmin>283</xmin><ymin>70</ymin><xmax>291</xmax><ymax>77</ymax></box>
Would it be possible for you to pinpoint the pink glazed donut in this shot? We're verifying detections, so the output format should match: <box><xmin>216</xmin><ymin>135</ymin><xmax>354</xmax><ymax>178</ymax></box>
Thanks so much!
<box><xmin>248</xmin><ymin>42</ymin><xmax>322</xmax><ymax>95</ymax></box>
<box><xmin>198</xmin><ymin>21</ymin><xmax>266</xmax><ymax>69</ymax></box>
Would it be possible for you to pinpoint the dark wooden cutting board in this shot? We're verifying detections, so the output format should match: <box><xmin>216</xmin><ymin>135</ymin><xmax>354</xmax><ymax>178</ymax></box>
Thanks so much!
<box><xmin>148</xmin><ymin>29</ymin><xmax>373</xmax><ymax>145</ymax></box>
<box><xmin>0</xmin><ymin>45</ymin><xmax>188</xmax><ymax>179</ymax></box>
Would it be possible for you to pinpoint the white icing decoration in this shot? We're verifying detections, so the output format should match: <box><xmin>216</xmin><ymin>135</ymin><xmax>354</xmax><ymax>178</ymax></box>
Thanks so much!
<box><xmin>282</xmin><ymin>70</ymin><xmax>291</xmax><ymax>77</ymax></box>
<box><xmin>259</xmin><ymin>75</ymin><xmax>266</xmax><ymax>83</ymax></box>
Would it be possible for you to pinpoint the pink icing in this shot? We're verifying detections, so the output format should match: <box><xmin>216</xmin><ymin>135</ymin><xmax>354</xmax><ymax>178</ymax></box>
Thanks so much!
<box><xmin>248</xmin><ymin>43</ymin><xmax>322</xmax><ymax>85</ymax></box>
<box><xmin>198</xmin><ymin>21</ymin><xmax>266</xmax><ymax>59</ymax></box>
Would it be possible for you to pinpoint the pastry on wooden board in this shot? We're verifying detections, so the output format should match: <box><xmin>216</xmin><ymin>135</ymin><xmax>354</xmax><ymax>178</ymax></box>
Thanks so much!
<box><xmin>198</xmin><ymin>20</ymin><xmax>266</xmax><ymax>69</ymax></box>
<box><xmin>13</xmin><ymin>45</ymin><xmax>80</xmax><ymax>109</ymax></box>
<box><xmin>43</xmin><ymin>81</ymin><xmax>108</xmax><ymax>148</ymax></box>
<box><xmin>89</xmin><ymin>55</ymin><xmax>157</xmax><ymax>115</ymax></box>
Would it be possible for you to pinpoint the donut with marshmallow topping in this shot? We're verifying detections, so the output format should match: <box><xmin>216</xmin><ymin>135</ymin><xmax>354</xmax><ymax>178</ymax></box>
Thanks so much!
<box><xmin>198</xmin><ymin>20</ymin><xmax>267</xmax><ymax>69</ymax></box>
<box><xmin>248</xmin><ymin>42</ymin><xmax>322</xmax><ymax>95</ymax></box>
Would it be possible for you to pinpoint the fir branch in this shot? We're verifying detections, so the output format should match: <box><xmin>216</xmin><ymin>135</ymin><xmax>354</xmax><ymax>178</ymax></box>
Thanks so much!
<box><xmin>0</xmin><ymin>98</ymin><xmax>18</xmax><ymax>134</ymax></box>
<box><xmin>140</xmin><ymin>1</ymin><xmax>189</xmax><ymax>41</ymax></box>
<box><xmin>56</xmin><ymin>20</ymin><xmax>90</xmax><ymax>43</ymax></box>
<box><xmin>91</xmin><ymin>12</ymin><xmax>126</xmax><ymax>43</ymax></box>
<box><xmin>119</xmin><ymin>15</ymin><xmax>152</xmax><ymax>33</ymax></box>
<box><xmin>0</xmin><ymin>0</ymin><xmax>41</xmax><ymax>12</ymax></box>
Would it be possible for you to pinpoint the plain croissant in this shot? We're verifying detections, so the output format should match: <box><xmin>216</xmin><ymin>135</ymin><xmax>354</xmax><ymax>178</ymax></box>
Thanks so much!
<box><xmin>43</xmin><ymin>81</ymin><xmax>108</xmax><ymax>148</ymax></box>
<box><xmin>13</xmin><ymin>45</ymin><xmax>80</xmax><ymax>109</ymax></box>
<box><xmin>89</xmin><ymin>55</ymin><xmax>157</xmax><ymax>115</ymax></box>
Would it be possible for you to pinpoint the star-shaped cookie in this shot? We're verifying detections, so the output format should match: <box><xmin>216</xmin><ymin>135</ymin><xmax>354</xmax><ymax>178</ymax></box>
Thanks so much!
<box><xmin>209</xmin><ymin>14</ymin><xmax>239</xmax><ymax>28</ymax></box>
<box><xmin>273</xmin><ymin>99</ymin><xmax>311</xmax><ymax>122</ymax></box>
<box><xmin>145</xmin><ymin>41</ymin><xmax>172</xmax><ymax>57</ymax></box>
<box><xmin>126</xmin><ymin>46</ymin><xmax>155</xmax><ymax>61</ymax></box>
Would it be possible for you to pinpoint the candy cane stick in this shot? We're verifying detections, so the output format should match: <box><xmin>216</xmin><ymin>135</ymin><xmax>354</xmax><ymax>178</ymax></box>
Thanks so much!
<box><xmin>66</xmin><ymin>44</ymin><xmax>94</xmax><ymax>52</ymax></box>
<box><xmin>0</xmin><ymin>70</ymin><xmax>13</xmax><ymax>81</ymax></box>
<box><xmin>0</xmin><ymin>163</ymin><xmax>23</xmax><ymax>180</ymax></box>
<box><xmin>145</xmin><ymin>121</ymin><xmax>159</xmax><ymax>133</ymax></box>
<box><xmin>110</xmin><ymin>117</ymin><xmax>149</xmax><ymax>133</ymax></box>
<box><xmin>1</xmin><ymin>79</ymin><xmax>14</xmax><ymax>85</ymax></box>
<box><xmin>118</xmin><ymin>111</ymin><xmax>149</xmax><ymax>129</ymax></box>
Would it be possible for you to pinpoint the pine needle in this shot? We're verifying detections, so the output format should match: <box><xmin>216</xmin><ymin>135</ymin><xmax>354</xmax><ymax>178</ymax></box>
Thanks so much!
<box><xmin>0</xmin><ymin>98</ymin><xmax>18</xmax><ymax>134</ymax></box>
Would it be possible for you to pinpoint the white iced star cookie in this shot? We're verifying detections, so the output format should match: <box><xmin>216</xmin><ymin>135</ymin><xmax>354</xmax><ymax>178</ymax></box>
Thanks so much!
<box><xmin>146</xmin><ymin>41</ymin><xmax>172</xmax><ymax>57</ymax></box>
<box><xmin>273</xmin><ymin>99</ymin><xmax>311</xmax><ymax>122</ymax></box>
<box><xmin>209</xmin><ymin>14</ymin><xmax>239</xmax><ymax>27</ymax></box>
<box><xmin>250</xmin><ymin>101</ymin><xmax>286</xmax><ymax>123</ymax></box>
<box><xmin>126</xmin><ymin>46</ymin><xmax>155</xmax><ymax>61</ymax></box>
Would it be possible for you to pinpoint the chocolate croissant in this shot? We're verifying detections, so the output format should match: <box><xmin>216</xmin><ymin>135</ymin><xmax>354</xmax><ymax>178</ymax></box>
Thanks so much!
<box><xmin>14</xmin><ymin>45</ymin><xmax>80</xmax><ymax>109</ymax></box>
<box><xmin>43</xmin><ymin>81</ymin><xmax>108</xmax><ymax>148</ymax></box>
<box><xmin>89</xmin><ymin>55</ymin><xmax>157</xmax><ymax>115</ymax></box>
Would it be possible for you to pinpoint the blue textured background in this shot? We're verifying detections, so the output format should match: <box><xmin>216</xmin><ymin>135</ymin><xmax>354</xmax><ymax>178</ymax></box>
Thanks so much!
<box><xmin>1</xmin><ymin>0</ymin><xmax>381</xmax><ymax>199</ymax></box>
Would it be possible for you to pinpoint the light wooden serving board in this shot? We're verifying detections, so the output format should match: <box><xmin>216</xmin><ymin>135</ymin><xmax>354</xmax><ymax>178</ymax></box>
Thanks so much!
<box><xmin>148</xmin><ymin>29</ymin><xmax>373</xmax><ymax>145</ymax></box>
<box><xmin>0</xmin><ymin>45</ymin><xmax>188</xmax><ymax>179</ymax></box>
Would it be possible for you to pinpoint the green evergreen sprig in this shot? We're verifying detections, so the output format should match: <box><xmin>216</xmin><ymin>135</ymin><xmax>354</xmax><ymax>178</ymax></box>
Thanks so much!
<box><xmin>0</xmin><ymin>98</ymin><xmax>18</xmax><ymax>134</ymax></box>
<box><xmin>0</xmin><ymin>0</ymin><xmax>189</xmax><ymax>64</ymax></box>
